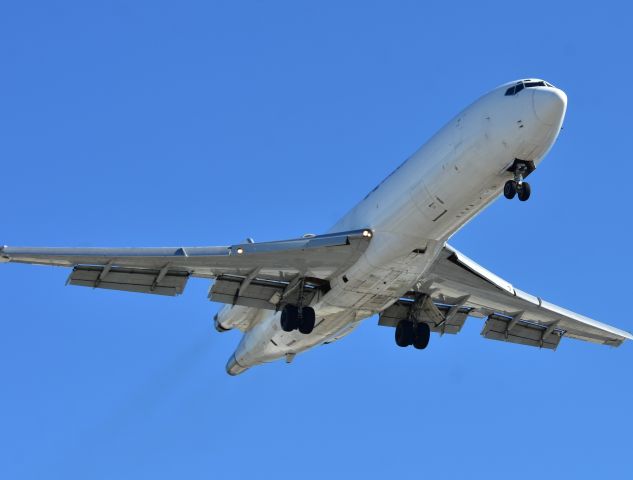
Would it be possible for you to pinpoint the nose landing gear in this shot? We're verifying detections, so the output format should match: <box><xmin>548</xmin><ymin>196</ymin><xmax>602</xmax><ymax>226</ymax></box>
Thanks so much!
<box><xmin>504</xmin><ymin>160</ymin><xmax>533</xmax><ymax>202</ymax></box>
<box><xmin>504</xmin><ymin>180</ymin><xmax>531</xmax><ymax>201</ymax></box>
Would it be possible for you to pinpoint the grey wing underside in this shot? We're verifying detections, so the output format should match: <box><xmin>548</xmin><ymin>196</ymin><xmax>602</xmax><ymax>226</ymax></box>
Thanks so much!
<box><xmin>0</xmin><ymin>230</ymin><xmax>371</xmax><ymax>308</ymax></box>
<box><xmin>380</xmin><ymin>245</ymin><xmax>632</xmax><ymax>349</ymax></box>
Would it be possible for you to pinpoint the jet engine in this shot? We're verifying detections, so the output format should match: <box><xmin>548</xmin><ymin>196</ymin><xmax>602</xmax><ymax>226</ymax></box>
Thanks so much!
<box><xmin>214</xmin><ymin>304</ymin><xmax>266</xmax><ymax>332</ymax></box>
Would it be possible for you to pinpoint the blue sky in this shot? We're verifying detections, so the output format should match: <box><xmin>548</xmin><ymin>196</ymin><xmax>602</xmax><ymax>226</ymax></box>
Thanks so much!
<box><xmin>1</xmin><ymin>1</ymin><xmax>632</xmax><ymax>479</ymax></box>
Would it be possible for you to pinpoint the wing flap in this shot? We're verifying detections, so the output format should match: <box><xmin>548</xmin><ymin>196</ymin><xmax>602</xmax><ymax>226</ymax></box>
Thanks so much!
<box><xmin>481</xmin><ymin>314</ymin><xmax>562</xmax><ymax>350</ymax></box>
<box><xmin>378</xmin><ymin>295</ymin><xmax>469</xmax><ymax>334</ymax></box>
<box><xmin>68</xmin><ymin>266</ymin><xmax>189</xmax><ymax>296</ymax></box>
<box><xmin>208</xmin><ymin>275</ymin><xmax>325</xmax><ymax>310</ymax></box>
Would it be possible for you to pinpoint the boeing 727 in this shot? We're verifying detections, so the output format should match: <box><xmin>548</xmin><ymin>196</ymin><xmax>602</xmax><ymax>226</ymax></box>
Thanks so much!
<box><xmin>2</xmin><ymin>79</ymin><xmax>631</xmax><ymax>375</ymax></box>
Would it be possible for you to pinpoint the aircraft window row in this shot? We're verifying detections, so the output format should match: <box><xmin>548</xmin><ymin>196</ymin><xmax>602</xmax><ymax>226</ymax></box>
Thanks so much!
<box><xmin>505</xmin><ymin>80</ymin><xmax>553</xmax><ymax>96</ymax></box>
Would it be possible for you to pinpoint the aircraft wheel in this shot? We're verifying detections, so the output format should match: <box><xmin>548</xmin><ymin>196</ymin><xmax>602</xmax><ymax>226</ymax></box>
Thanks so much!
<box><xmin>412</xmin><ymin>322</ymin><xmax>431</xmax><ymax>350</ymax></box>
<box><xmin>504</xmin><ymin>180</ymin><xmax>517</xmax><ymax>199</ymax></box>
<box><xmin>280</xmin><ymin>305</ymin><xmax>299</xmax><ymax>332</ymax></box>
<box><xmin>517</xmin><ymin>182</ymin><xmax>531</xmax><ymax>201</ymax></box>
<box><xmin>395</xmin><ymin>320</ymin><xmax>414</xmax><ymax>347</ymax></box>
<box><xmin>299</xmin><ymin>307</ymin><xmax>316</xmax><ymax>334</ymax></box>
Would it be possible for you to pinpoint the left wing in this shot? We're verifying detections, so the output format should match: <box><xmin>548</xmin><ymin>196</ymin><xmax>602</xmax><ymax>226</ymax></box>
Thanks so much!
<box><xmin>380</xmin><ymin>245</ymin><xmax>632</xmax><ymax>349</ymax></box>
<box><xmin>0</xmin><ymin>229</ymin><xmax>372</xmax><ymax>309</ymax></box>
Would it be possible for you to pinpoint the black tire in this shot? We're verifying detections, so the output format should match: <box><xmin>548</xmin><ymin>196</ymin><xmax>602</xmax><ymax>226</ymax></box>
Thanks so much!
<box><xmin>412</xmin><ymin>322</ymin><xmax>431</xmax><ymax>350</ymax></box>
<box><xmin>517</xmin><ymin>182</ymin><xmax>531</xmax><ymax>201</ymax></box>
<box><xmin>299</xmin><ymin>307</ymin><xmax>316</xmax><ymax>334</ymax></box>
<box><xmin>280</xmin><ymin>305</ymin><xmax>299</xmax><ymax>332</ymax></box>
<box><xmin>395</xmin><ymin>320</ymin><xmax>414</xmax><ymax>347</ymax></box>
<box><xmin>504</xmin><ymin>180</ymin><xmax>517</xmax><ymax>199</ymax></box>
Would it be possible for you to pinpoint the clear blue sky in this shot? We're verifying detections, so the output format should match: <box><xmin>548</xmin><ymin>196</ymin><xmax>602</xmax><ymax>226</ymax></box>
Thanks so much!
<box><xmin>1</xmin><ymin>2</ymin><xmax>631</xmax><ymax>479</ymax></box>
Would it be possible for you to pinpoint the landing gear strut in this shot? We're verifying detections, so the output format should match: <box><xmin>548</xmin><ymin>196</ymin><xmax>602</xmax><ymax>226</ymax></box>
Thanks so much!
<box><xmin>395</xmin><ymin>320</ymin><xmax>431</xmax><ymax>350</ymax></box>
<box><xmin>280</xmin><ymin>304</ymin><xmax>316</xmax><ymax>334</ymax></box>
<box><xmin>504</xmin><ymin>163</ymin><xmax>531</xmax><ymax>202</ymax></box>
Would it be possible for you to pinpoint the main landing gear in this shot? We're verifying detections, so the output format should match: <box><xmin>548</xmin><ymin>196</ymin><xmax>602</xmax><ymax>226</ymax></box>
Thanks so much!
<box><xmin>504</xmin><ymin>163</ymin><xmax>531</xmax><ymax>202</ymax></box>
<box><xmin>280</xmin><ymin>304</ymin><xmax>316</xmax><ymax>334</ymax></box>
<box><xmin>395</xmin><ymin>320</ymin><xmax>430</xmax><ymax>350</ymax></box>
<box><xmin>279</xmin><ymin>277</ymin><xmax>316</xmax><ymax>334</ymax></box>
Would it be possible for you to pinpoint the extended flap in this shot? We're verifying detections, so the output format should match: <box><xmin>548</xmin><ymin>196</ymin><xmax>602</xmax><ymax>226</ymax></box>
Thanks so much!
<box><xmin>481</xmin><ymin>314</ymin><xmax>562</xmax><ymax>350</ymax></box>
<box><xmin>378</xmin><ymin>297</ymin><xmax>470</xmax><ymax>335</ymax></box>
<box><xmin>209</xmin><ymin>275</ymin><xmax>326</xmax><ymax>310</ymax></box>
<box><xmin>68</xmin><ymin>266</ymin><xmax>189</xmax><ymax>296</ymax></box>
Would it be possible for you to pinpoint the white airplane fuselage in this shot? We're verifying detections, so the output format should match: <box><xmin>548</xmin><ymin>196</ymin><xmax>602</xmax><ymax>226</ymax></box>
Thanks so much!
<box><xmin>224</xmin><ymin>80</ymin><xmax>567</xmax><ymax>375</ymax></box>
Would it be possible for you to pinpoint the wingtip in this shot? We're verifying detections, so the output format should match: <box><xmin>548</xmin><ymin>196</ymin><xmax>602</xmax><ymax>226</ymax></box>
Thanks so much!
<box><xmin>614</xmin><ymin>329</ymin><xmax>633</xmax><ymax>343</ymax></box>
<box><xmin>0</xmin><ymin>245</ymin><xmax>9</xmax><ymax>263</ymax></box>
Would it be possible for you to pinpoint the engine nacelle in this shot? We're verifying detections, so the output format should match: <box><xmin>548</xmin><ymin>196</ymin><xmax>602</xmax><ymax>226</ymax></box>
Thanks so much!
<box><xmin>214</xmin><ymin>304</ymin><xmax>265</xmax><ymax>332</ymax></box>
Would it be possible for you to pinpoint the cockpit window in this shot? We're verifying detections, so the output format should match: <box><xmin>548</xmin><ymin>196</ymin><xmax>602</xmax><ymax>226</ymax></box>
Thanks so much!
<box><xmin>505</xmin><ymin>80</ymin><xmax>551</xmax><ymax>96</ymax></box>
<box><xmin>524</xmin><ymin>81</ymin><xmax>546</xmax><ymax>88</ymax></box>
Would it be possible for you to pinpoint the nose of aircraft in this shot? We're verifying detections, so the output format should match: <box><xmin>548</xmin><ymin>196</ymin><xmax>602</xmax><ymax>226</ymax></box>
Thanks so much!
<box><xmin>532</xmin><ymin>87</ymin><xmax>567</xmax><ymax>126</ymax></box>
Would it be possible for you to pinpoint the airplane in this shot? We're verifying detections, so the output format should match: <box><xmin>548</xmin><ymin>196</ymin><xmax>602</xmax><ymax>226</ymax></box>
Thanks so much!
<box><xmin>2</xmin><ymin>78</ymin><xmax>631</xmax><ymax>376</ymax></box>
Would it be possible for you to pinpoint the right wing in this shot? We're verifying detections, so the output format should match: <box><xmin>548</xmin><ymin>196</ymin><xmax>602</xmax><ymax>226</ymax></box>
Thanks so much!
<box><xmin>380</xmin><ymin>245</ymin><xmax>632</xmax><ymax>349</ymax></box>
<box><xmin>0</xmin><ymin>229</ymin><xmax>372</xmax><ymax>309</ymax></box>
